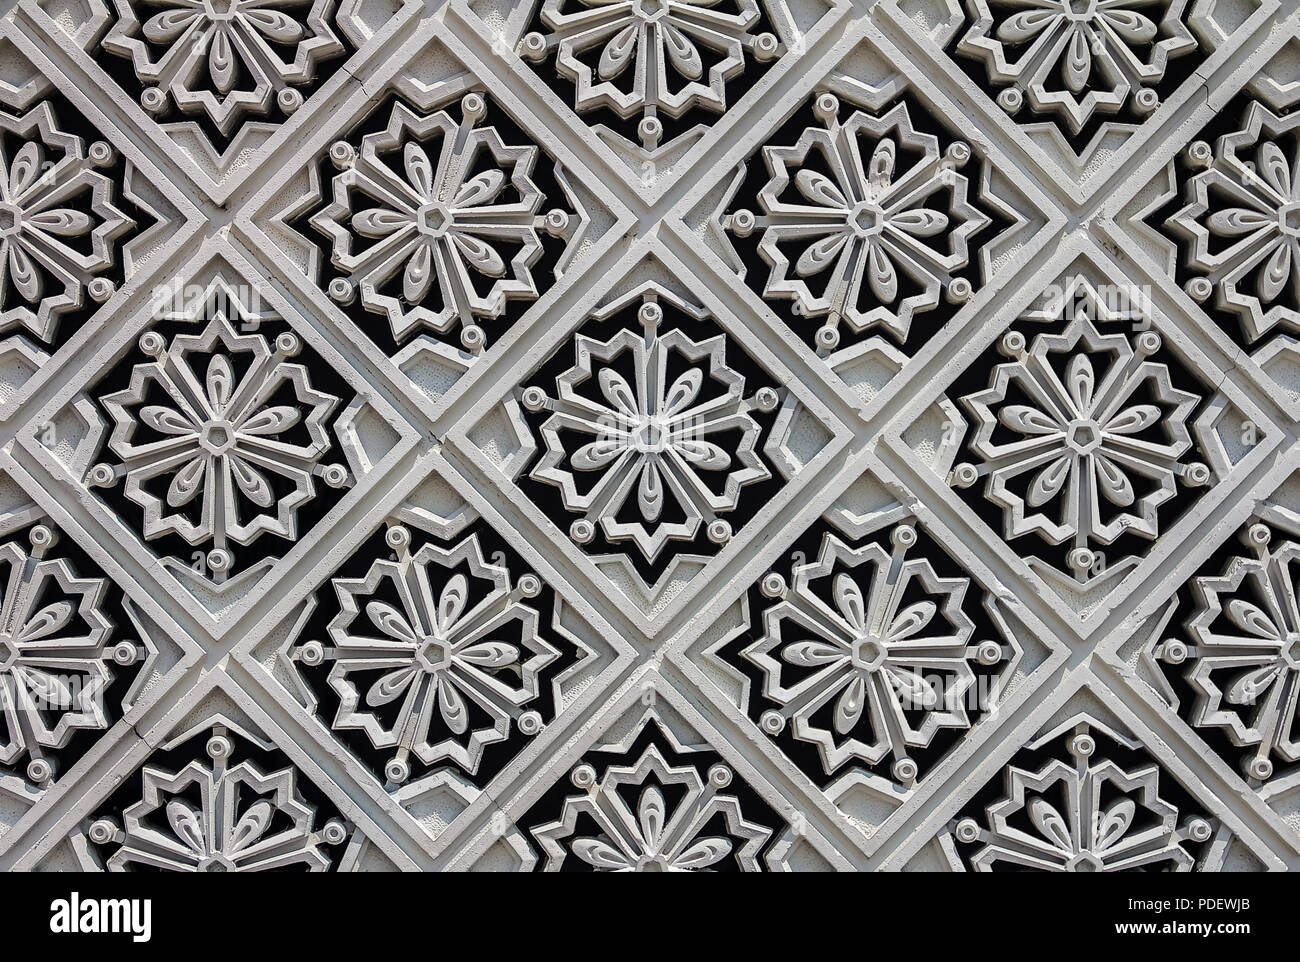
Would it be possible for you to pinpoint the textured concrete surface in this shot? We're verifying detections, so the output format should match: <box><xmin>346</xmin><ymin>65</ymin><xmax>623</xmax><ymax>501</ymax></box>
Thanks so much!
<box><xmin>0</xmin><ymin>0</ymin><xmax>1297</xmax><ymax>871</ymax></box>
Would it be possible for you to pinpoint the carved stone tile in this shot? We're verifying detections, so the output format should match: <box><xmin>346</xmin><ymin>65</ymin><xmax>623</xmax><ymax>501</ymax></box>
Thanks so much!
<box><xmin>0</xmin><ymin>0</ymin><xmax>1297</xmax><ymax>872</ymax></box>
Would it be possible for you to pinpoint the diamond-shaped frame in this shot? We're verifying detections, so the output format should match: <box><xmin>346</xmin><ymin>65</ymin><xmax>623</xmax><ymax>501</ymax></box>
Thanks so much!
<box><xmin>11</xmin><ymin>237</ymin><xmax>422</xmax><ymax>642</ymax></box>
<box><xmin>666</xmin><ymin>14</ymin><xmax>1065</xmax><ymax>432</ymax></box>
<box><xmin>449</xmin><ymin>0</ymin><xmax>854</xmax><ymax>205</ymax></box>
<box><xmin>444</xmin><ymin>235</ymin><xmax>855</xmax><ymax>644</ymax></box>
<box><xmin>234</xmin><ymin>17</ymin><xmax>637</xmax><ymax>434</ymax></box>
<box><xmin>879</xmin><ymin>234</ymin><xmax>1284</xmax><ymax>646</ymax></box>
<box><xmin>224</xmin><ymin>445</ymin><xmax>639</xmax><ymax>862</ymax></box>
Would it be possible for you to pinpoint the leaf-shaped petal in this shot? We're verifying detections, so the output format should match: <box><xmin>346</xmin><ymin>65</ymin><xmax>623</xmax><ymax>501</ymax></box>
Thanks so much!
<box><xmin>889</xmin><ymin>209</ymin><xmax>949</xmax><ymax>237</ymax></box>
<box><xmin>1225</xmin><ymin>598</ymin><xmax>1281</xmax><ymax>639</ymax></box>
<box><xmin>597</xmin><ymin>23</ymin><xmax>638</xmax><ymax>80</ymax></box>
<box><xmin>638</xmin><ymin>786</ymin><xmax>666</xmax><ymax>850</ymax></box>
<box><xmin>782</xmin><ymin>640</ymin><xmax>843</xmax><ymax>667</ymax></box>
<box><xmin>402</xmin><ymin>243</ymin><xmax>435</xmax><ymax>304</ymax></box>
<box><xmin>403</xmin><ymin>142</ymin><xmax>436</xmax><ymax>199</ymax></box>
<box><xmin>1027</xmin><ymin>796</ymin><xmax>1072</xmax><ymax>851</ymax></box>
<box><xmin>834</xmin><ymin>674</ymin><xmax>867</xmax><ymax>735</ymax></box>
<box><xmin>1099</xmin><ymin>9</ymin><xmax>1157</xmax><ymax>43</ymax></box>
<box><xmin>1066</xmin><ymin>353</ymin><xmax>1094</xmax><ymax>413</ymax></box>
<box><xmin>1063</xmin><ymin>27</ymin><xmax>1091</xmax><ymax>95</ymax></box>
<box><xmin>795</xmin><ymin>233</ymin><xmax>848</xmax><ymax>277</ymax></box>
<box><xmin>142</xmin><ymin>9</ymin><xmax>199</xmax><ymax>42</ymax></box>
<box><xmin>674</xmin><ymin>439</ymin><xmax>730</xmax><ymax>470</ymax></box>
<box><xmin>1226</xmin><ymin>663</ymin><xmax>1281</xmax><ymax>705</ymax></box>
<box><xmin>1104</xmin><ymin>404</ymin><xmax>1160</xmax><ymax>435</ymax></box>
<box><xmin>457</xmin><ymin>641</ymin><xmax>520</xmax><ymax>668</ymax></box>
<box><xmin>453</xmin><ymin>169</ymin><xmax>507</xmax><ymax>209</ymax></box>
<box><xmin>571</xmin><ymin>439</ymin><xmax>624</xmax><ymax>471</ymax></box>
<box><xmin>451</xmin><ymin>233</ymin><xmax>507</xmax><ymax>278</ymax></box>
<box><xmin>25</xmin><ymin>209</ymin><xmax>92</xmax><ymax>236</ymax></box>
<box><xmin>17</xmin><ymin>600</ymin><xmax>73</xmax><ymax>643</ymax></box>
<box><xmin>7</xmin><ymin>243</ymin><xmax>41</xmax><ymax>302</ymax></box>
<box><xmin>662</xmin><ymin>22</ymin><xmax>703</xmax><ymax>80</ymax></box>
<box><xmin>166</xmin><ymin>457</ymin><xmax>207</xmax><ymax>508</ymax></box>
<box><xmin>1095</xmin><ymin>798</ymin><xmax>1135</xmax><ymax>852</ymax></box>
<box><xmin>365</xmin><ymin>668</ymin><xmax>415</xmax><ymax>707</ymax></box>
<box><xmin>598</xmin><ymin>368</ymin><xmax>639</xmax><ymax>416</ymax></box>
<box><xmin>208</xmin><ymin>28</ymin><xmax>236</xmax><ymax>94</ymax></box>
<box><xmin>1000</xmin><ymin>404</ymin><xmax>1060</xmax><ymax>435</ymax></box>
<box><xmin>239</xmin><ymin>405</ymin><xmax>300</xmax><ymax>436</ymax></box>
<box><xmin>1093</xmin><ymin>455</ymin><xmax>1134</xmax><ymax>508</ymax></box>
<box><xmin>794</xmin><ymin>169</ymin><xmax>848</xmax><ymax>209</ymax></box>
<box><xmin>437</xmin><ymin>673</ymin><xmax>470</xmax><ymax>735</ymax></box>
<box><xmin>888</xmin><ymin>600</ymin><xmax>936</xmax><ymax>642</ymax></box>
<box><xmin>437</xmin><ymin>573</ymin><xmax>469</xmax><ymax>633</ymax></box>
<box><xmin>1027</xmin><ymin>456</ymin><xmax>1070</xmax><ymax>507</ymax></box>
<box><xmin>351</xmin><ymin>209</ymin><xmax>410</xmax><ymax>238</ymax></box>
<box><xmin>228</xmin><ymin>799</ymin><xmax>274</xmax><ymax>853</ymax></box>
<box><xmin>834</xmin><ymin>573</ymin><xmax>867</xmax><ymax>630</ymax></box>
<box><xmin>1260</xmin><ymin>241</ymin><xmax>1291</xmax><ymax>304</ymax></box>
<box><xmin>866</xmin><ymin>244</ymin><xmax>898</xmax><ymax>303</ymax></box>
<box><xmin>229</xmin><ymin>456</ymin><xmax>274</xmax><ymax>508</ymax></box>
<box><xmin>672</xmin><ymin>837</ymin><xmax>732</xmax><ymax>870</ymax></box>
<box><xmin>206</xmin><ymin>354</ymin><xmax>234</xmax><ymax>412</ymax></box>
<box><xmin>996</xmin><ymin>9</ymin><xmax>1056</xmax><ymax>42</ymax></box>
<box><xmin>662</xmin><ymin>369</ymin><xmax>702</xmax><ymax>415</ymax></box>
<box><xmin>241</xmin><ymin>9</ymin><xmax>306</xmax><ymax>43</ymax></box>
<box><xmin>140</xmin><ymin>405</ymin><xmax>198</xmax><ymax>435</ymax></box>
<box><xmin>166</xmin><ymin>799</ymin><xmax>206</xmax><ymax>855</ymax></box>
<box><xmin>572</xmin><ymin>837</ymin><xmax>634</xmax><ymax>870</ymax></box>
<box><xmin>637</xmin><ymin>461</ymin><xmax>663</xmax><ymax>522</ymax></box>
<box><xmin>366</xmin><ymin>600</ymin><xmax>418</xmax><ymax>642</ymax></box>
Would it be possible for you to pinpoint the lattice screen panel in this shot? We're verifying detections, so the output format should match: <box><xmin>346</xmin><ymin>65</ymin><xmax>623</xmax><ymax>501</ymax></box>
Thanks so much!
<box><xmin>0</xmin><ymin>0</ymin><xmax>1297</xmax><ymax>872</ymax></box>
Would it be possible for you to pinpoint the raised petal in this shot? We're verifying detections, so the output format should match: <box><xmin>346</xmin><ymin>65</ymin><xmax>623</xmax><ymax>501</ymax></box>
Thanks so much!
<box><xmin>229</xmin><ymin>455</ymin><xmax>274</xmax><ymax>508</ymax></box>
<box><xmin>166</xmin><ymin>457</ymin><xmax>207</xmax><ymax>508</ymax></box>
<box><xmin>834</xmin><ymin>573</ymin><xmax>867</xmax><ymax>631</ymax></box>
<box><xmin>597</xmin><ymin>23</ymin><xmax>638</xmax><ymax>80</ymax></box>
<box><xmin>1027</xmin><ymin>796</ymin><xmax>1072</xmax><ymax>852</ymax></box>
<box><xmin>437</xmin><ymin>674</ymin><xmax>470</xmax><ymax>735</ymax></box>
<box><xmin>834</xmin><ymin>674</ymin><xmax>867</xmax><ymax>735</ymax></box>
<box><xmin>1093</xmin><ymin>454</ymin><xmax>1135</xmax><ymax>508</ymax></box>
<box><xmin>404</xmin><ymin>142</ymin><xmax>436</xmax><ymax>200</ymax></box>
<box><xmin>240</xmin><ymin>9</ymin><xmax>307</xmax><ymax>43</ymax></box>
<box><xmin>206</xmin><ymin>354</ymin><xmax>234</xmax><ymax>412</ymax></box>
<box><xmin>795</xmin><ymin>232</ymin><xmax>849</xmax><ymax>277</ymax></box>
<box><xmin>794</xmin><ymin>169</ymin><xmax>849</xmax><ymax>209</ymax></box>
<box><xmin>208</xmin><ymin>28</ymin><xmax>236</xmax><ymax>95</ymax></box>
<box><xmin>662</xmin><ymin>22</ymin><xmax>703</xmax><ymax>80</ymax></box>
<box><xmin>451</xmin><ymin>233</ymin><xmax>507</xmax><ymax>278</ymax></box>
<box><xmin>1027</xmin><ymin>456</ymin><xmax>1071</xmax><ymax>508</ymax></box>
<box><xmin>366</xmin><ymin>600</ymin><xmax>418</xmax><ymax>642</ymax></box>
<box><xmin>637</xmin><ymin>460</ymin><xmax>664</xmax><ymax>522</ymax></box>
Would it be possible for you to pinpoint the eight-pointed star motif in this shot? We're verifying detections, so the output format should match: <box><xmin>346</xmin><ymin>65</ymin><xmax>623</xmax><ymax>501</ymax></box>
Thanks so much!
<box><xmin>957</xmin><ymin>0</ymin><xmax>1198</xmax><ymax>135</ymax></box>
<box><xmin>312</xmin><ymin>97</ymin><xmax>562</xmax><ymax>348</ymax></box>
<box><xmin>527</xmin><ymin>296</ymin><xmax>775</xmax><ymax>562</ymax></box>
<box><xmin>99</xmin><ymin>728</ymin><xmax>338</xmax><ymax>872</ymax></box>
<box><xmin>103</xmin><ymin>0</ymin><xmax>346</xmax><ymax>135</ymax></box>
<box><xmin>0</xmin><ymin>528</ymin><xmax>118</xmax><ymax>783</ymax></box>
<box><xmin>531</xmin><ymin>745</ymin><xmax>772</xmax><ymax>871</ymax></box>
<box><xmin>1173</xmin><ymin>528</ymin><xmax>1300</xmax><ymax>782</ymax></box>
<box><xmin>743</xmin><ymin>98</ymin><xmax>989</xmax><ymax>346</ymax></box>
<box><xmin>97</xmin><ymin>298</ymin><xmax>344</xmax><ymax>575</ymax></box>
<box><xmin>954</xmin><ymin>725</ymin><xmax>1209</xmax><ymax>871</ymax></box>
<box><xmin>0</xmin><ymin>103</ymin><xmax>135</xmax><ymax>343</ymax></box>
<box><xmin>959</xmin><ymin>313</ymin><xmax>1205</xmax><ymax>569</ymax></box>
<box><xmin>320</xmin><ymin>530</ymin><xmax>561</xmax><ymax>781</ymax></box>
<box><xmin>523</xmin><ymin>0</ymin><xmax>776</xmax><ymax>147</ymax></box>
<box><xmin>743</xmin><ymin>527</ymin><xmax>1003</xmax><ymax>784</ymax></box>
<box><xmin>1166</xmin><ymin>103</ymin><xmax>1300</xmax><ymax>343</ymax></box>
